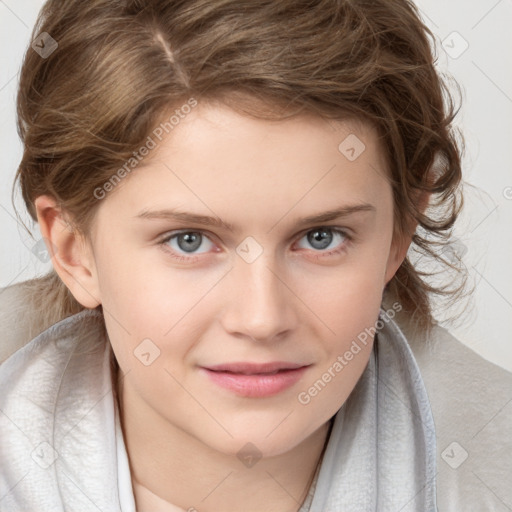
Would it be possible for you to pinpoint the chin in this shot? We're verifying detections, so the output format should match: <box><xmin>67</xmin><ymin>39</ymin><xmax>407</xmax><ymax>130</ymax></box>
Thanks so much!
<box><xmin>201</xmin><ymin>420</ymin><xmax>317</xmax><ymax>460</ymax></box>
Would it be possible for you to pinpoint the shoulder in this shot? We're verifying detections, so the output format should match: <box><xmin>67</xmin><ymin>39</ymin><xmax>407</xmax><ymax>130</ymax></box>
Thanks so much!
<box><xmin>396</xmin><ymin>313</ymin><xmax>512</xmax><ymax>511</ymax></box>
<box><xmin>0</xmin><ymin>281</ymin><xmax>39</xmax><ymax>364</ymax></box>
<box><xmin>0</xmin><ymin>300</ymin><xmax>106</xmax><ymax>388</ymax></box>
<box><xmin>0</xmin><ymin>279</ymin><xmax>95</xmax><ymax>365</ymax></box>
<box><xmin>0</xmin><ymin>302</ymin><xmax>116</xmax><ymax>511</ymax></box>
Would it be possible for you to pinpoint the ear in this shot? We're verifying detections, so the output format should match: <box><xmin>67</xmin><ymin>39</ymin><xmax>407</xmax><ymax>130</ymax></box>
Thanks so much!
<box><xmin>383</xmin><ymin>190</ymin><xmax>431</xmax><ymax>286</ymax></box>
<box><xmin>34</xmin><ymin>195</ymin><xmax>101</xmax><ymax>308</ymax></box>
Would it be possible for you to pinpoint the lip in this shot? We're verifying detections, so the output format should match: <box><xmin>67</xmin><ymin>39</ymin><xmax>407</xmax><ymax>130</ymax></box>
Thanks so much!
<box><xmin>199</xmin><ymin>361</ymin><xmax>310</xmax><ymax>398</ymax></box>
<box><xmin>204</xmin><ymin>361</ymin><xmax>306</xmax><ymax>374</ymax></box>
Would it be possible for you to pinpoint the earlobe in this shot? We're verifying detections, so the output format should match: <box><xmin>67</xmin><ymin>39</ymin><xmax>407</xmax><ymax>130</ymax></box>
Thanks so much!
<box><xmin>34</xmin><ymin>195</ymin><xmax>101</xmax><ymax>308</ymax></box>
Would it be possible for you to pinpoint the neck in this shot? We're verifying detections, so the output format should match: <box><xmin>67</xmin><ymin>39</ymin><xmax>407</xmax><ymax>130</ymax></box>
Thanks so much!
<box><xmin>115</xmin><ymin>368</ymin><xmax>333</xmax><ymax>512</ymax></box>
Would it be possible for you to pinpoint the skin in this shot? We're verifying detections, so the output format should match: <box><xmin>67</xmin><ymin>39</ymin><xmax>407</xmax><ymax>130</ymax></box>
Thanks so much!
<box><xmin>35</xmin><ymin>102</ymin><xmax>419</xmax><ymax>512</ymax></box>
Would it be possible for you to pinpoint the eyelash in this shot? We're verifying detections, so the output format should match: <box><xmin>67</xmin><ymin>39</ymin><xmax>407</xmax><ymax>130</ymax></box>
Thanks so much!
<box><xmin>157</xmin><ymin>227</ymin><xmax>353</xmax><ymax>263</ymax></box>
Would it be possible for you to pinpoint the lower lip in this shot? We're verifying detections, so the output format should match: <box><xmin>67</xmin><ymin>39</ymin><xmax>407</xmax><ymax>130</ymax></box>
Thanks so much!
<box><xmin>200</xmin><ymin>366</ymin><xmax>309</xmax><ymax>398</ymax></box>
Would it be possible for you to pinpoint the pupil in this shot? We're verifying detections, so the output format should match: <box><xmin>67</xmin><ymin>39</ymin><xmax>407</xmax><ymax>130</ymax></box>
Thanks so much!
<box><xmin>309</xmin><ymin>229</ymin><xmax>332</xmax><ymax>250</ymax></box>
<box><xmin>179</xmin><ymin>232</ymin><xmax>201</xmax><ymax>252</ymax></box>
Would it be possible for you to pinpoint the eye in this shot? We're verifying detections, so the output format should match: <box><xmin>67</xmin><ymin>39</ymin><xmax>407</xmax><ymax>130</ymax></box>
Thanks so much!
<box><xmin>159</xmin><ymin>230</ymin><xmax>216</xmax><ymax>258</ymax></box>
<box><xmin>294</xmin><ymin>227</ymin><xmax>350</xmax><ymax>256</ymax></box>
<box><xmin>158</xmin><ymin>226</ymin><xmax>351</xmax><ymax>263</ymax></box>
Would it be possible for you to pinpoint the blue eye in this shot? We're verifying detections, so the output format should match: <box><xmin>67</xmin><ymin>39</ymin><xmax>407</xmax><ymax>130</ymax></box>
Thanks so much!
<box><xmin>161</xmin><ymin>231</ymin><xmax>215</xmax><ymax>256</ymax></box>
<box><xmin>296</xmin><ymin>227</ymin><xmax>350</xmax><ymax>254</ymax></box>
<box><xmin>158</xmin><ymin>226</ymin><xmax>351</xmax><ymax>263</ymax></box>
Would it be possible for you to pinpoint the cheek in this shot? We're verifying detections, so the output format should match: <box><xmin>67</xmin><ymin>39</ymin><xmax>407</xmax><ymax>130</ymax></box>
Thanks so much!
<box><xmin>296</xmin><ymin>338</ymin><xmax>373</xmax><ymax>428</ymax></box>
<box><xmin>93</xmin><ymin>239</ymin><xmax>171</xmax><ymax>326</ymax></box>
<box><xmin>302</xmin><ymin>250</ymin><xmax>388</xmax><ymax>340</ymax></box>
<box><xmin>295</xmin><ymin>249</ymin><xmax>387</xmax><ymax>409</ymax></box>
<box><xmin>319</xmin><ymin>274</ymin><xmax>382</xmax><ymax>370</ymax></box>
<box><xmin>97</xmin><ymin>268</ymin><xmax>211</xmax><ymax>377</ymax></box>
<box><xmin>296</xmin><ymin>276</ymin><xmax>381</xmax><ymax>422</ymax></box>
<box><xmin>95</xmin><ymin>237</ymin><xmax>219</xmax><ymax>315</ymax></box>
<box><xmin>91</xmin><ymin>246</ymin><xmax>167</xmax><ymax>370</ymax></box>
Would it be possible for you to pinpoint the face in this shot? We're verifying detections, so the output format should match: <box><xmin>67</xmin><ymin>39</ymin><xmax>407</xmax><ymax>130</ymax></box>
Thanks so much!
<box><xmin>85</xmin><ymin>102</ymin><xmax>404</xmax><ymax>457</ymax></box>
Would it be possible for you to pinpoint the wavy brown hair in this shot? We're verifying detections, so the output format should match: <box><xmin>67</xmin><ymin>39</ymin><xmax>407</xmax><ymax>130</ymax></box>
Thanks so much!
<box><xmin>11</xmin><ymin>0</ymin><xmax>468</xmax><ymax>340</ymax></box>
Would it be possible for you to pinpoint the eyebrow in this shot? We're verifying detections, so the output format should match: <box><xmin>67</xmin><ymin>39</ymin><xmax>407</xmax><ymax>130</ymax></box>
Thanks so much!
<box><xmin>134</xmin><ymin>203</ymin><xmax>376</xmax><ymax>232</ymax></box>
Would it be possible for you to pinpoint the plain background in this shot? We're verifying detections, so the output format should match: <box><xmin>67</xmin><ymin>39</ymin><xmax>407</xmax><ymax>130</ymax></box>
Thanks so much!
<box><xmin>1</xmin><ymin>0</ymin><xmax>511</xmax><ymax>371</ymax></box>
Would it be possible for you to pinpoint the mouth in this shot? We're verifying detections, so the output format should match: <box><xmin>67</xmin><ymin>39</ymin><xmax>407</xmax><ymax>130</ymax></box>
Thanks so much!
<box><xmin>199</xmin><ymin>361</ymin><xmax>311</xmax><ymax>397</ymax></box>
<box><xmin>203</xmin><ymin>361</ymin><xmax>307</xmax><ymax>374</ymax></box>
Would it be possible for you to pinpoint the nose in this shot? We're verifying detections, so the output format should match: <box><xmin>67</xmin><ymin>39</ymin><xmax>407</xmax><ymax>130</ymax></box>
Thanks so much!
<box><xmin>220</xmin><ymin>252</ymin><xmax>298</xmax><ymax>343</ymax></box>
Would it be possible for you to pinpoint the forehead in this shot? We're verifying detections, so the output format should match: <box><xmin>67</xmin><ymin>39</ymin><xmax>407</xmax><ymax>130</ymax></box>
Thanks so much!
<box><xmin>94</xmin><ymin>103</ymin><xmax>391</xmax><ymax>232</ymax></box>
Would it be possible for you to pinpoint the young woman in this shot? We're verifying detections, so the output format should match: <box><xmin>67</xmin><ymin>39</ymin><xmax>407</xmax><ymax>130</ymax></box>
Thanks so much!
<box><xmin>1</xmin><ymin>1</ymin><xmax>511</xmax><ymax>511</ymax></box>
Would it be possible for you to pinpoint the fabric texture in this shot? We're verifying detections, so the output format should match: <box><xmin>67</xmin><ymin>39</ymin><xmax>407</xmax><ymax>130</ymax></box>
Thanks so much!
<box><xmin>0</xmin><ymin>306</ymin><xmax>437</xmax><ymax>511</ymax></box>
<box><xmin>0</xmin><ymin>310</ymin><xmax>124</xmax><ymax>511</ymax></box>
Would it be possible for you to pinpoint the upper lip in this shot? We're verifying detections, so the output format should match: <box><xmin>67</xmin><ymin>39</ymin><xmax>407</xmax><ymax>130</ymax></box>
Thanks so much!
<box><xmin>202</xmin><ymin>361</ymin><xmax>309</xmax><ymax>375</ymax></box>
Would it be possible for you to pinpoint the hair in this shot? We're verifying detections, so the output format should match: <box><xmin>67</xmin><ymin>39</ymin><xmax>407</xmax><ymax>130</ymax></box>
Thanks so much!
<box><xmin>11</xmin><ymin>0</ymin><xmax>469</xmax><ymax>342</ymax></box>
